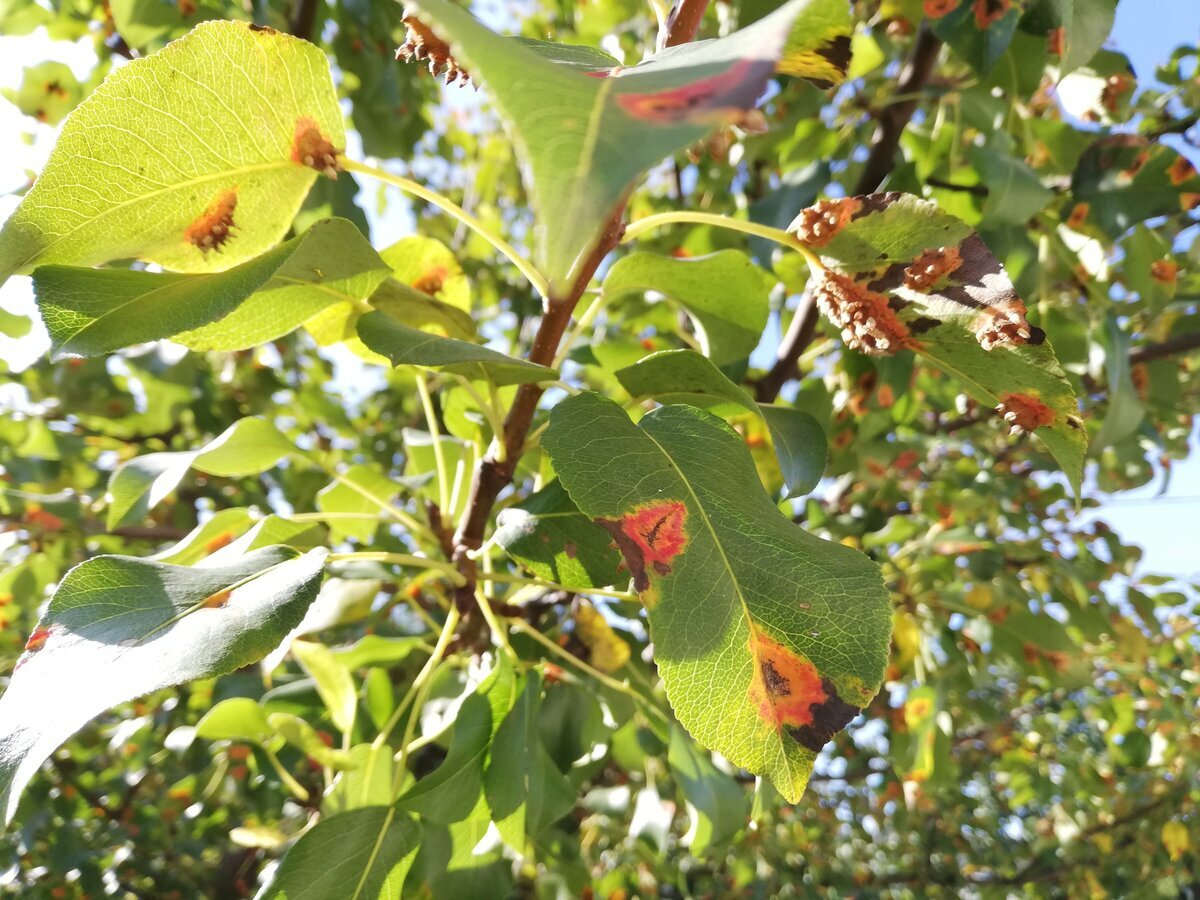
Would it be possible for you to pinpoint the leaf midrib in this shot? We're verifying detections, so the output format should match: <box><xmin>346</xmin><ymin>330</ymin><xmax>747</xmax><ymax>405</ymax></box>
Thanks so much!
<box><xmin>16</xmin><ymin>160</ymin><xmax>294</xmax><ymax>275</ymax></box>
<box><xmin>638</xmin><ymin>423</ymin><xmax>799</xmax><ymax>788</ymax></box>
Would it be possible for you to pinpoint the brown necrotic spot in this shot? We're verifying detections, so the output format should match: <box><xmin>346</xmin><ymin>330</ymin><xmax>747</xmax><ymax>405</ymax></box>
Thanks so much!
<box><xmin>923</xmin><ymin>0</ymin><xmax>957</xmax><ymax>18</ymax></box>
<box><xmin>807</xmin><ymin>34</ymin><xmax>852</xmax><ymax>88</ymax></box>
<box><xmin>397</xmin><ymin>15</ymin><xmax>471</xmax><ymax>87</ymax></box>
<box><xmin>996</xmin><ymin>391</ymin><xmax>1055</xmax><ymax>436</ymax></box>
<box><xmin>748</xmin><ymin>632</ymin><xmax>860</xmax><ymax>752</ymax></box>
<box><xmin>185</xmin><ymin>188</ymin><xmax>237</xmax><ymax>253</ymax></box>
<box><xmin>291</xmin><ymin>118</ymin><xmax>340</xmax><ymax>179</ymax></box>
<box><xmin>598</xmin><ymin>500</ymin><xmax>689</xmax><ymax>595</ymax></box>
<box><xmin>814</xmin><ymin>270</ymin><xmax>911</xmax><ymax>356</ymax></box>
<box><xmin>904</xmin><ymin>246</ymin><xmax>962</xmax><ymax>292</ymax></box>
<box><xmin>1167</xmin><ymin>156</ymin><xmax>1197</xmax><ymax>186</ymax></box>
<box><xmin>972</xmin><ymin>0</ymin><xmax>1010</xmax><ymax>28</ymax></box>
<box><xmin>789</xmin><ymin>197</ymin><xmax>862</xmax><ymax>248</ymax></box>
<box><xmin>248</xmin><ymin>23</ymin><xmax>278</xmax><ymax>34</ymax></box>
<box><xmin>910</xmin><ymin>316</ymin><xmax>942</xmax><ymax>335</ymax></box>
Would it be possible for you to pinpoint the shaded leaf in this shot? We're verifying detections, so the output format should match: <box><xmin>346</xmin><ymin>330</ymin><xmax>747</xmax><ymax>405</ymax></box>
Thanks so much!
<box><xmin>262</xmin><ymin>806</ymin><xmax>421</xmax><ymax>900</ymax></box>
<box><xmin>494</xmin><ymin>480</ymin><xmax>624</xmax><ymax>591</ymax></box>
<box><xmin>357</xmin><ymin>309</ymin><xmax>555</xmax><ymax>385</ymax></box>
<box><xmin>0</xmin><ymin>546</ymin><xmax>327</xmax><ymax>824</ymax></box>
<box><xmin>543</xmin><ymin>393</ymin><xmax>890</xmax><ymax>801</ymax></box>
<box><xmin>667</xmin><ymin>726</ymin><xmax>746</xmax><ymax>853</ymax></box>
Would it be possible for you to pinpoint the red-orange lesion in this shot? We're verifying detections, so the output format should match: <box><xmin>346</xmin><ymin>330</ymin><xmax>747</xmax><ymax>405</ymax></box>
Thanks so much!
<box><xmin>24</xmin><ymin>626</ymin><xmax>52</xmax><ymax>653</ymax></box>
<box><xmin>599</xmin><ymin>500</ymin><xmax>689</xmax><ymax>597</ymax></box>
<box><xmin>185</xmin><ymin>188</ymin><xmax>237</xmax><ymax>253</ymax></box>
<box><xmin>290</xmin><ymin>117</ymin><xmax>340</xmax><ymax>179</ymax></box>
<box><xmin>1167</xmin><ymin>156</ymin><xmax>1197</xmax><ymax>186</ymax></box>
<box><xmin>749</xmin><ymin>632</ymin><xmax>827</xmax><ymax>730</ymax></box>
<box><xmin>996</xmin><ymin>391</ymin><xmax>1055</xmax><ymax>435</ymax></box>
<box><xmin>972</xmin><ymin>0</ymin><xmax>1010</xmax><ymax>28</ymax></box>
<box><xmin>790</xmin><ymin>197</ymin><xmax>863</xmax><ymax>249</ymax></box>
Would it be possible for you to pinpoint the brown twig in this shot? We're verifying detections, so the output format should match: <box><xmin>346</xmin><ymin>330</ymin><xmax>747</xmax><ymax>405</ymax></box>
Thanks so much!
<box><xmin>755</xmin><ymin>26</ymin><xmax>943</xmax><ymax>403</ymax></box>
<box><xmin>288</xmin><ymin>0</ymin><xmax>321</xmax><ymax>40</ymax></box>
<box><xmin>447</xmin><ymin>2</ymin><xmax>714</xmax><ymax>621</ymax></box>
<box><xmin>662</xmin><ymin>0</ymin><xmax>710</xmax><ymax>47</ymax></box>
<box><xmin>1128</xmin><ymin>331</ymin><xmax>1200</xmax><ymax>365</ymax></box>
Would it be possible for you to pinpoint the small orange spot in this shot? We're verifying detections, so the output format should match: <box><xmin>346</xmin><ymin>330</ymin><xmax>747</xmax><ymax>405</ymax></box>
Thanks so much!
<box><xmin>745</xmin><ymin>432</ymin><xmax>766</xmax><ymax>449</ymax></box>
<box><xmin>1150</xmin><ymin>259</ymin><xmax>1178</xmax><ymax>285</ymax></box>
<box><xmin>1180</xmin><ymin>192</ymin><xmax>1200</xmax><ymax>211</ymax></box>
<box><xmin>894</xmin><ymin>449</ymin><xmax>920</xmax><ymax>471</ymax></box>
<box><xmin>1167</xmin><ymin>156</ymin><xmax>1197</xmax><ymax>186</ymax></box>
<box><xmin>0</xmin><ymin>593</ymin><xmax>11</xmax><ymax>608</ymax></box>
<box><xmin>790</xmin><ymin>197</ymin><xmax>862</xmax><ymax>248</ymax></box>
<box><xmin>876</xmin><ymin>384</ymin><xmax>896</xmax><ymax>408</ymax></box>
<box><xmin>24</xmin><ymin>626</ymin><xmax>52</xmax><ymax>652</ymax></box>
<box><xmin>1047</xmin><ymin>26</ymin><xmax>1065</xmax><ymax>56</ymax></box>
<box><xmin>1101</xmin><ymin>72</ymin><xmax>1132</xmax><ymax>112</ymax></box>
<box><xmin>185</xmin><ymin>189</ymin><xmax>237</xmax><ymax>254</ymax></box>
<box><xmin>972</xmin><ymin>0</ymin><xmax>1010</xmax><ymax>28</ymax></box>
<box><xmin>291</xmin><ymin>118</ymin><xmax>340</xmax><ymax>178</ymax></box>
<box><xmin>204</xmin><ymin>531</ymin><xmax>236</xmax><ymax>555</ymax></box>
<box><xmin>814</xmin><ymin>270</ymin><xmax>910</xmax><ymax>356</ymax></box>
<box><xmin>1130</xmin><ymin>363</ymin><xmax>1150</xmax><ymax>402</ymax></box>
<box><xmin>227</xmin><ymin>745</ymin><xmax>252</xmax><ymax>761</ymax></box>
<box><xmin>639</xmin><ymin>337</ymin><xmax>657</xmax><ymax>351</ymax></box>
<box><xmin>904</xmin><ymin>245</ymin><xmax>962</xmax><ymax>292</ymax></box>
<box><xmin>670</xmin><ymin>247</ymin><xmax>692</xmax><ymax>259</ymax></box>
<box><xmin>23</xmin><ymin>506</ymin><xmax>64</xmax><ymax>531</ymax></box>
<box><xmin>411</xmin><ymin>266</ymin><xmax>447</xmax><ymax>295</ymax></box>
<box><xmin>201</xmin><ymin>588</ymin><xmax>233</xmax><ymax>610</ymax></box>
<box><xmin>923</xmin><ymin>0</ymin><xmax>957</xmax><ymax>18</ymax></box>
<box><xmin>177</xmin><ymin>0</ymin><xmax>196</xmax><ymax>16</ymax></box>
<box><xmin>1066</xmin><ymin>202</ymin><xmax>1090</xmax><ymax>230</ymax></box>
<box><xmin>996</xmin><ymin>392</ymin><xmax>1055</xmax><ymax>435</ymax></box>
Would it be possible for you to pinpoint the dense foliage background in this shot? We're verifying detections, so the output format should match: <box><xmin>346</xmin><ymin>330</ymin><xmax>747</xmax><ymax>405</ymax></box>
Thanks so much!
<box><xmin>0</xmin><ymin>0</ymin><xmax>1198</xmax><ymax>896</ymax></box>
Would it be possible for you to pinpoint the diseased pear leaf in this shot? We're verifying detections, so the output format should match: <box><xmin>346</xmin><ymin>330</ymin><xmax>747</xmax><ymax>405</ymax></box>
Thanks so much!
<box><xmin>356</xmin><ymin>309</ymin><xmax>556</xmax><ymax>385</ymax></box>
<box><xmin>0</xmin><ymin>21</ymin><xmax>343</xmax><ymax>283</ymax></box>
<box><xmin>542</xmin><ymin>392</ymin><xmax>890</xmax><ymax>801</ymax></box>
<box><xmin>0</xmin><ymin>546</ymin><xmax>327</xmax><ymax>825</ymax></box>
<box><xmin>400</xmin><ymin>0</ymin><xmax>853</xmax><ymax>292</ymax></box>
<box><xmin>790</xmin><ymin>192</ymin><xmax>1086</xmax><ymax>494</ymax></box>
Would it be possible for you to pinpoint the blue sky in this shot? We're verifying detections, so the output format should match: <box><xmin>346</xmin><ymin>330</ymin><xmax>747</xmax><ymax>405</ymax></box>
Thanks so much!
<box><xmin>0</xmin><ymin>4</ymin><xmax>1198</xmax><ymax>581</ymax></box>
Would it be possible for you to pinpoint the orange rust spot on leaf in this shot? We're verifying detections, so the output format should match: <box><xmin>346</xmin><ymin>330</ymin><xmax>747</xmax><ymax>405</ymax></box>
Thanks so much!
<box><xmin>204</xmin><ymin>531</ymin><xmax>236</xmax><ymax>555</ymax></box>
<box><xmin>1047</xmin><ymin>26</ymin><xmax>1065</xmax><ymax>56</ymax></box>
<box><xmin>185</xmin><ymin>189</ymin><xmax>237</xmax><ymax>254</ymax></box>
<box><xmin>904</xmin><ymin>245</ymin><xmax>962</xmax><ymax>292</ymax></box>
<box><xmin>597</xmin><ymin>500</ymin><xmax>688</xmax><ymax>594</ymax></box>
<box><xmin>291</xmin><ymin>118</ymin><xmax>340</xmax><ymax>179</ymax></box>
<box><xmin>1101</xmin><ymin>72</ymin><xmax>1132</xmax><ymax>112</ymax></box>
<box><xmin>24</xmin><ymin>626</ymin><xmax>52</xmax><ymax>653</ymax></box>
<box><xmin>1066</xmin><ymin>202</ymin><xmax>1090</xmax><ymax>230</ymax></box>
<box><xmin>23</xmin><ymin>505</ymin><xmax>64</xmax><ymax>531</ymax></box>
<box><xmin>177</xmin><ymin>0</ymin><xmax>196</xmax><ymax>16</ymax></box>
<box><xmin>972</xmin><ymin>0</ymin><xmax>1010</xmax><ymax>27</ymax></box>
<box><xmin>790</xmin><ymin>197</ymin><xmax>862</xmax><ymax>248</ymax></box>
<box><xmin>996</xmin><ymin>392</ymin><xmax>1055</xmax><ymax>435</ymax></box>
<box><xmin>1130</xmin><ymin>362</ymin><xmax>1150</xmax><ymax>402</ymax></box>
<box><xmin>814</xmin><ymin>270</ymin><xmax>910</xmax><ymax>356</ymax></box>
<box><xmin>397</xmin><ymin>15</ymin><xmax>471</xmax><ymax>87</ymax></box>
<box><xmin>1180</xmin><ymin>192</ymin><xmax>1200</xmax><ymax>211</ymax></box>
<box><xmin>1167</xmin><ymin>156</ymin><xmax>1197</xmax><ymax>186</ymax></box>
<box><xmin>201</xmin><ymin>588</ymin><xmax>233</xmax><ymax>610</ymax></box>
<box><xmin>411</xmin><ymin>266</ymin><xmax>448</xmax><ymax>295</ymax></box>
<box><xmin>923</xmin><ymin>0</ymin><xmax>957</xmax><ymax>18</ymax></box>
<box><xmin>971</xmin><ymin>300</ymin><xmax>1041</xmax><ymax>351</ymax></box>
<box><xmin>1150</xmin><ymin>259</ymin><xmax>1178</xmax><ymax>285</ymax></box>
<box><xmin>748</xmin><ymin>632</ymin><xmax>860</xmax><ymax>752</ymax></box>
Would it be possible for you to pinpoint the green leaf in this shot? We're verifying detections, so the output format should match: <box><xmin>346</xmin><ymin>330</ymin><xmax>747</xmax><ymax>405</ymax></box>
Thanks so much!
<box><xmin>667</xmin><ymin>726</ymin><xmax>747</xmax><ymax>853</ymax></box>
<box><xmin>325</xmin><ymin>744</ymin><xmax>395</xmax><ymax>816</ymax></box>
<box><xmin>485</xmin><ymin>671</ymin><xmax>575</xmax><ymax>849</ymax></box>
<box><xmin>542</xmin><ymin>393</ymin><xmax>890</xmax><ymax>801</ymax></box>
<box><xmin>602</xmin><ymin>250</ymin><xmax>774</xmax><ymax>365</ymax></box>
<box><xmin>0</xmin><ymin>546</ymin><xmax>327</xmax><ymax>824</ymax></box>
<box><xmin>195</xmin><ymin>697</ymin><xmax>274</xmax><ymax>744</ymax></box>
<box><xmin>1092</xmin><ymin>317</ymin><xmax>1145</xmax><ymax>452</ymax></box>
<box><xmin>330</xmin><ymin>635</ymin><xmax>428</xmax><ymax>671</ymax></box>
<box><xmin>757</xmin><ymin>405</ymin><xmax>827</xmax><ymax>498</ymax></box>
<box><xmin>315</xmin><ymin>464</ymin><xmax>397</xmax><ymax>543</ymax></box>
<box><xmin>0</xmin><ymin>307</ymin><xmax>31</xmax><ymax>339</ymax></box>
<box><xmin>35</xmin><ymin>218</ymin><xmax>386</xmax><ymax>359</ymax></box>
<box><xmin>106</xmin><ymin>417</ymin><xmax>293</xmax><ymax>529</ymax></box>
<box><xmin>494</xmin><ymin>480</ymin><xmax>624</xmax><ymax>591</ymax></box>
<box><xmin>268</xmin><ymin>713</ymin><xmax>356</xmax><ymax>768</ymax></box>
<box><xmin>1027</xmin><ymin>0</ymin><xmax>1117</xmax><ymax>75</ymax></box>
<box><xmin>401</xmin><ymin>0</ymin><xmax>852</xmax><ymax>291</ymax></box>
<box><xmin>2</xmin><ymin>60</ymin><xmax>83</xmax><ymax>126</ymax></box>
<box><xmin>0</xmin><ymin>21</ymin><xmax>343</xmax><ymax>283</ymax></box>
<box><xmin>151</xmin><ymin>508</ymin><xmax>256</xmax><ymax>565</ymax></box>
<box><xmin>398</xmin><ymin>658</ymin><xmax>516</xmax><ymax>825</ymax></box>
<box><xmin>970</xmin><ymin>140</ymin><xmax>1054</xmax><ymax>226</ymax></box>
<box><xmin>291</xmin><ymin>640</ymin><xmax>358</xmax><ymax>735</ymax></box>
<box><xmin>931</xmin><ymin>0</ymin><xmax>1020</xmax><ymax>74</ymax></box>
<box><xmin>262</xmin><ymin>807</ymin><xmax>421</xmax><ymax>900</ymax></box>
<box><xmin>356</xmin><ymin>310</ymin><xmax>555</xmax><ymax>385</ymax></box>
<box><xmin>615</xmin><ymin>350</ymin><xmax>828</xmax><ymax>497</ymax></box>
<box><xmin>1070</xmin><ymin>138</ymin><xmax>1200</xmax><ymax>237</ymax></box>
<box><xmin>794</xmin><ymin>192</ymin><xmax>1086</xmax><ymax>494</ymax></box>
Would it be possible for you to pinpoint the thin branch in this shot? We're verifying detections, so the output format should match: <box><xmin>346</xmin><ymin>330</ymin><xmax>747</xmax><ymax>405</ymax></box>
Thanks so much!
<box><xmin>1129</xmin><ymin>331</ymin><xmax>1200</xmax><ymax>365</ymax></box>
<box><xmin>288</xmin><ymin>0</ymin><xmax>321</xmax><ymax>40</ymax></box>
<box><xmin>448</xmin><ymin>0</ymin><xmax>713</xmax><ymax>621</ymax></box>
<box><xmin>755</xmin><ymin>26</ymin><xmax>943</xmax><ymax>403</ymax></box>
<box><xmin>661</xmin><ymin>0</ymin><xmax>709</xmax><ymax>47</ymax></box>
